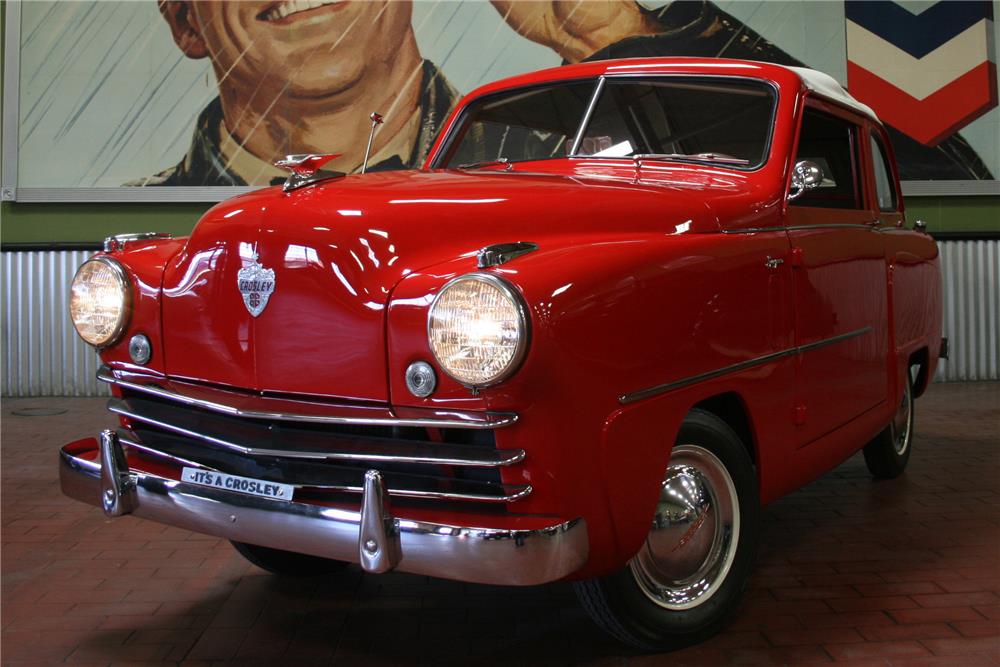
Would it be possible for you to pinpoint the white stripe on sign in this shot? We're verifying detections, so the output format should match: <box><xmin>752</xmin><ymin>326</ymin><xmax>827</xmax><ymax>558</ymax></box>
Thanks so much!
<box><xmin>846</xmin><ymin>18</ymin><xmax>993</xmax><ymax>100</ymax></box>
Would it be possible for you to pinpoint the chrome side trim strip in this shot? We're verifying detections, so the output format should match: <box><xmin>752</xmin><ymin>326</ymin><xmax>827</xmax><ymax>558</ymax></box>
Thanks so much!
<box><xmin>114</xmin><ymin>431</ymin><xmax>531</xmax><ymax>503</ymax></box>
<box><xmin>107</xmin><ymin>398</ymin><xmax>525</xmax><ymax>467</ymax></box>
<box><xmin>722</xmin><ymin>223</ymin><xmax>880</xmax><ymax>234</ymax></box>
<box><xmin>97</xmin><ymin>367</ymin><xmax>518</xmax><ymax>430</ymax></box>
<box><xmin>61</xmin><ymin>438</ymin><xmax>579</xmax><ymax>585</ymax></box>
<box><xmin>796</xmin><ymin>327</ymin><xmax>872</xmax><ymax>353</ymax></box>
<box><xmin>786</xmin><ymin>223</ymin><xmax>878</xmax><ymax>231</ymax></box>
<box><xmin>619</xmin><ymin>327</ymin><xmax>873</xmax><ymax>404</ymax></box>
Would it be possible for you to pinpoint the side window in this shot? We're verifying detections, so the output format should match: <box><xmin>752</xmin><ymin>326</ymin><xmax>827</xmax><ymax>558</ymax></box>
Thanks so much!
<box><xmin>791</xmin><ymin>109</ymin><xmax>861</xmax><ymax>209</ymax></box>
<box><xmin>870</xmin><ymin>134</ymin><xmax>898</xmax><ymax>212</ymax></box>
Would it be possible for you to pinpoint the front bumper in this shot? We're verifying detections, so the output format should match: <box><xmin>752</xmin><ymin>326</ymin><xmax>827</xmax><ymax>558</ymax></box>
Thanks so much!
<box><xmin>60</xmin><ymin>432</ymin><xmax>588</xmax><ymax>586</ymax></box>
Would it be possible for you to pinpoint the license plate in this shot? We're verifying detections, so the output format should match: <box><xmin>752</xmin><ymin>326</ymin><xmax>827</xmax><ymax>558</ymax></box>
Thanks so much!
<box><xmin>181</xmin><ymin>468</ymin><xmax>294</xmax><ymax>501</ymax></box>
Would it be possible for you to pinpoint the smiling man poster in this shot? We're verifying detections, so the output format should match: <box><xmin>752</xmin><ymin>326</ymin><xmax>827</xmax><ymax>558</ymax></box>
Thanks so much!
<box><xmin>10</xmin><ymin>1</ymin><xmax>998</xmax><ymax>190</ymax></box>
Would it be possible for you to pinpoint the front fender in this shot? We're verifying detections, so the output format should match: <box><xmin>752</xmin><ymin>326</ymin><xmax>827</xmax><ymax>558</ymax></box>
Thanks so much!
<box><xmin>94</xmin><ymin>237</ymin><xmax>188</xmax><ymax>376</ymax></box>
<box><xmin>386</xmin><ymin>229</ymin><xmax>785</xmax><ymax>577</ymax></box>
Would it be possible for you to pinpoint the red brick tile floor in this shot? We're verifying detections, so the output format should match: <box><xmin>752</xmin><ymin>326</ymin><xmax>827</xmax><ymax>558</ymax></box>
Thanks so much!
<box><xmin>2</xmin><ymin>382</ymin><xmax>998</xmax><ymax>666</ymax></box>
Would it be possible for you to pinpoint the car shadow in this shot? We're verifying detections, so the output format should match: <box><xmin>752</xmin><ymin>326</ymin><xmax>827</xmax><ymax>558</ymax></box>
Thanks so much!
<box><xmin>66</xmin><ymin>564</ymin><xmax>640</xmax><ymax>665</ymax></box>
<box><xmin>63</xmin><ymin>457</ymin><xmax>886</xmax><ymax>666</ymax></box>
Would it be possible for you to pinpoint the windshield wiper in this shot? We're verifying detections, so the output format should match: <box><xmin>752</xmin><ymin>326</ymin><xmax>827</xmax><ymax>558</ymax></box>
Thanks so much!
<box><xmin>457</xmin><ymin>158</ymin><xmax>513</xmax><ymax>171</ymax></box>
<box><xmin>632</xmin><ymin>153</ymin><xmax>751</xmax><ymax>166</ymax></box>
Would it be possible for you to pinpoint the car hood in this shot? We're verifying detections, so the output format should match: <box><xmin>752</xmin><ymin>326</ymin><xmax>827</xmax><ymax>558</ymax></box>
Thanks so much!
<box><xmin>159</xmin><ymin>167</ymin><xmax>754</xmax><ymax>401</ymax></box>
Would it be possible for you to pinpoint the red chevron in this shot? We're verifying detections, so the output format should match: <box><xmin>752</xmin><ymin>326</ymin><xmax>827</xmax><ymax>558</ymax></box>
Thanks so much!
<box><xmin>846</xmin><ymin>61</ymin><xmax>998</xmax><ymax>146</ymax></box>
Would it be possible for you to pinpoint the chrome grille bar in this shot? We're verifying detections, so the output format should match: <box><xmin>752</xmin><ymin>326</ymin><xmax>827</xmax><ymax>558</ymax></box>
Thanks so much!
<box><xmin>98</xmin><ymin>366</ymin><xmax>517</xmax><ymax>430</ymax></box>
<box><xmin>108</xmin><ymin>397</ymin><xmax>525</xmax><ymax>467</ymax></box>
<box><xmin>115</xmin><ymin>431</ymin><xmax>531</xmax><ymax>503</ymax></box>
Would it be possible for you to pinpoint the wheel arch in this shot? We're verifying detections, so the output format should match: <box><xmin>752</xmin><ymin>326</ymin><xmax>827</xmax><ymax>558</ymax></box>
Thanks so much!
<box><xmin>690</xmin><ymin>392</ymin><xmax>758</xmax><ymax>466</ymax></box>
<box><xmin>599</xmin><ymin>386</ymin><xmax>763</xmax><ymax>574</ymax></box>
<box><xmin>908</xmin><ymin>346</ymin><xmax>931</xmax><ymax>397</ymax></box>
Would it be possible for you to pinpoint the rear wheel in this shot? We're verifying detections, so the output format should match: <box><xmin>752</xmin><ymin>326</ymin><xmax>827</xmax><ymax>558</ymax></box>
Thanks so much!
<box><xmin>863</xmin><ymin>366</ymin><xmax>915</xmax><ymax>479</ymax></box>
<box><xmin>231</xmin><ymin>541</ymin><xmax>349</xmax><ymax>576</ymax></box>
<box><xmin>574</xmin><ymin>409</ymin><xmax>759</xmax><ymax>651</ymax></box>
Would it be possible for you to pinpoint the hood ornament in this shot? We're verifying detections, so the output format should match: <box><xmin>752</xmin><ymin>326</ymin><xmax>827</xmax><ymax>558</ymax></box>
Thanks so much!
<box><xmin>274</xmin><ymin>153</ymin><xmax>344</xmax><ymax>192</ymax></box>
<box><xmin>237</xmin><ymin>255</ymin><xmax>276</xmax><ymax>317</ymax></box>
<box><xmin>477</xmin><ymin>242</ymin><xmax>539</xmax><ymax>268</ymax></box>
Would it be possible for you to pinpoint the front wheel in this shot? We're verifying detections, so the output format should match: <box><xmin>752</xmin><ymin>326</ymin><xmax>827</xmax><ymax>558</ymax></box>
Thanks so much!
<box><xmin>863</xmin><ymin>366</ymin><xmax>915</xmax><ymax>479</ymax></box>
<box><xmin>231</xmin><ymin>541</ymin><xmax>349</xmax><ymax>576</ymax></box>
<box><xmin>574</xmin><ymin>409</ymin><xmax>760</xmax><ymax>652</ymax></box>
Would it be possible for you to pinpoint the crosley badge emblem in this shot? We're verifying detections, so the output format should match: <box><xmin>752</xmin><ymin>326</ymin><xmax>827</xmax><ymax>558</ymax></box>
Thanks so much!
<box><xmin>237</xmin><ymin>255</ymin><xmax>276</xmax><ymax>317</ymax></box>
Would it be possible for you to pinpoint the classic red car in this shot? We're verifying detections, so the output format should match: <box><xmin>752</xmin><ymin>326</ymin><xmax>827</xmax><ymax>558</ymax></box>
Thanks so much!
<box><xmin>62</xmin><ymin>58</ymin><xmax>942</xmax><ymax>650</ymax></box>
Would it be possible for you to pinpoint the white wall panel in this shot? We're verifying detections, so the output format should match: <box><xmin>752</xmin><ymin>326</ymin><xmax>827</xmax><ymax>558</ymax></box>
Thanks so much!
<box><xmin>1</xmin><ymin>250</ymin><xmax>106</xmax><ymax>397</ymax></box>
<box><xmin>935</xmin><ymin>240</ymin><xmax>999</xmax><ymax>381</ymax></box>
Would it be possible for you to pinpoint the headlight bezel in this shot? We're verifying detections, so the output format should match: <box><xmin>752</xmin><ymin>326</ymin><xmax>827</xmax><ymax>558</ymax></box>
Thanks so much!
<box><xmin>427</xmin><ymin>272</ymin><xmax>531</xmax><ymax>389</ymax></box>
<box><xmin>70</xmin><ymin>256</ymin><xmax>132</xmax><ymax>349</ymax></box>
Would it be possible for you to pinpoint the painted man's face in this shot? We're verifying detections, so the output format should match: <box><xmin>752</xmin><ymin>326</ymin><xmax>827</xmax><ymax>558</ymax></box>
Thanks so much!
<box><xmin>162</xmin><ymin>1</ymin><xmax>413</xmax><ymax>99</ymax></box>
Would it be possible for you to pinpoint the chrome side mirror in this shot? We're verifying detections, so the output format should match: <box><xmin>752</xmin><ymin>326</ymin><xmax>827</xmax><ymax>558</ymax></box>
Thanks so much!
<box><xmin>788</xmin><ymin>160</ymin><xmax>823</xmax><ymax>201</ymax></box>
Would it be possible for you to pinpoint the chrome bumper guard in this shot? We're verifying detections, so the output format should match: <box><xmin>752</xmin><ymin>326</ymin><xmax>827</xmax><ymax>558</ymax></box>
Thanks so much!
<box><xmin>60</xmin><ymin>431</ymin><xmax>588</xmax><ymax>586</ymax></box>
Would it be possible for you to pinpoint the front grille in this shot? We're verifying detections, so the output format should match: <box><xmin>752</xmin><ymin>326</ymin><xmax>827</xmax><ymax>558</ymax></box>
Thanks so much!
<box><xmin>100</xmin><ymin>370</ymin><xmax>528</xmax><ymax>507</ymax></box>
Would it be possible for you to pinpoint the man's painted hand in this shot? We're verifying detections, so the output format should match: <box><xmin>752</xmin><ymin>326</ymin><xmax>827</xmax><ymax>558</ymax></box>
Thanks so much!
<box><xmin>490</xmin><ymin>0</ymin><xmax>660</xmax><ymax>63</ymax></box>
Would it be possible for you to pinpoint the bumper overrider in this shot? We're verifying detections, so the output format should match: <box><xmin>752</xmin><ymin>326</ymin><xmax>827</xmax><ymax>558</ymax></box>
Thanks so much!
<box><xmin>59</xmin><ymin>431</ymin><xmax>588</xmax><ymax>585</ymax></box>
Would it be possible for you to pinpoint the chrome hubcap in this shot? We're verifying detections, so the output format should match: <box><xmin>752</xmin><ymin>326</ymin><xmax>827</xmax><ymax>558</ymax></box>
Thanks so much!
<box><xmin>630</xmin><ymin>444</ymin><xmax>739</xmax><ymax>610</ymax></box>
<box><xmin>891</xmin><ymin>370</ymin><xmax>914</xmax><ymax>455</ymax></box>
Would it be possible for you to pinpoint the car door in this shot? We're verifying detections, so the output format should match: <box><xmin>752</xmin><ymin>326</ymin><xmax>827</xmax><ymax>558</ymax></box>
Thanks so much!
<box><xmin>786</xmin><ymin>102</ymin><xmax>889</xmax><ymax>448</ymax></box>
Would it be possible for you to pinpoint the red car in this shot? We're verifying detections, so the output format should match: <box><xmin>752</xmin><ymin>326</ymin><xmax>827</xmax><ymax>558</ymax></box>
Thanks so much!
<box><xmin>62</xmin><ymin>58</ymin><xmax>942</xmax><ymax>650</ymax></box>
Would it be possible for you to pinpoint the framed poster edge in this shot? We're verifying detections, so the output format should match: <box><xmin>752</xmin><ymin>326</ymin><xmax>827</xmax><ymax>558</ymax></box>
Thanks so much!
<box><xmin>1</xmin><ymin>0</ymin><xmax>997</xmax><ymax>202</ymax></box>
<box><xmin>10</xmin><ymin>187</ymin><xmax>264</xmax><ymax>203</ymax></box>
<box><xmin>5</xmin><ymin>182</ymin><xmax>998</xmax><ymax>204</ymax></box>
<box><xmin>2</xmin><ymin>0</ymin><xmax>22</xmax><ymax>201</ymax></box>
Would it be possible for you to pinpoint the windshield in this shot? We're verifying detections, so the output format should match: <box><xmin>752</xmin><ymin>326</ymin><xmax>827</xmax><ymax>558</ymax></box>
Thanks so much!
<box><xmin>439</xmin><ymin>77</ymin><xmax>776</xmax><ymax>170</ymax></box>
<box><xmin>442</xmin><ymin>82</ymin><xmax>595</xmax><ymax>168</ymax></box>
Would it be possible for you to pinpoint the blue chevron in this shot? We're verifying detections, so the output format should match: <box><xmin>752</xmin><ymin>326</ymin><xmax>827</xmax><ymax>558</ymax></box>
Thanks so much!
<box><xmin>845</xmin><ymin>1</ymin><xmax>993</xmax><ymax>59</ymax></box>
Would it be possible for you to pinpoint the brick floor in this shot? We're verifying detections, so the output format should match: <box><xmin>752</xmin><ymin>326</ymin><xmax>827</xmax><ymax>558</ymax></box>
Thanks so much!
<box><xmin>2</xmin><ymin>382</ymin><xmax>998</xmax><ymax>666</ymax></box>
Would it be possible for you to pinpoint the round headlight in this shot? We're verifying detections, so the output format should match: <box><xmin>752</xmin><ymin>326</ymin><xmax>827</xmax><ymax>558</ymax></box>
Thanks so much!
<box><xmin>70</xmin><ymin>257</ymin><xmax>131</xmax><ymax>347</ymax></box>
<box><xmin>428</xmin><ymin>273</ymin><xmax>529</xmax><ymax>387</ymax></box>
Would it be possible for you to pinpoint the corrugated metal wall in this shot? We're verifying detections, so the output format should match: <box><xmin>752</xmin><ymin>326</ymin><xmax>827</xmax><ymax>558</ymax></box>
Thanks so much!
<box><xmin>1</xmin><ymin>241</ymin><xmax>997</xmax><ymax>396</ymax></box>
<box><xmin>935</xmin><ymin>240</ymin><xmax>999</xmax><ymax>382</ymax></box>
<box><xmin>2</xmin><ymin>250</ymin><xmax>107</xmax><ymax>397</ymax></box>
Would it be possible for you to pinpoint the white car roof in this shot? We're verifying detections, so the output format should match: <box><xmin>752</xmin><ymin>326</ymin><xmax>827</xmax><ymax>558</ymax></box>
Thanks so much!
<box><xmin>786</xmin><ymin>66</ymin><xmax>879</xmax><ymax>121</ymax></box>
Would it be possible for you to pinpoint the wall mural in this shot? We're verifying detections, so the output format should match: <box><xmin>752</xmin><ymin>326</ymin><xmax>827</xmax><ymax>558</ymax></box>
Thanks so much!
<box><xmin>10</xmin><ymin>0</ymin><xmax>999</xmax><ymax>193</ymax></box>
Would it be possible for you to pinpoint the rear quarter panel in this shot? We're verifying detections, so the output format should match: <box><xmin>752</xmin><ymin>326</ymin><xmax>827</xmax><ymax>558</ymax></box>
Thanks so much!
<box><xmin>887</xmin><ymin>230</ymin><xmax>942</xmax><ymax>394</ymax></box>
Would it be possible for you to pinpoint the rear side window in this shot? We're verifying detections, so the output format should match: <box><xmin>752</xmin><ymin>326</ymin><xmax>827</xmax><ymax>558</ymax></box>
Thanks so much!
<box><xmin>791</xmin><ymin>109</ymin><xmax>861</xmax><ymax>209</ymax></box>
<box><xmin>870</xmin><ymin>134</ymin><xmax>898</xmax><ymax>212</ymax></box>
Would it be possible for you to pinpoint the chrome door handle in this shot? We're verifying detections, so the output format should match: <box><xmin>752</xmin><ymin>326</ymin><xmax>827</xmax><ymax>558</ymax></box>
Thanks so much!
<box><xmin>765</xmin><ymin>256</ymin><xmax>784</xmax><ymax>269</ymax></box>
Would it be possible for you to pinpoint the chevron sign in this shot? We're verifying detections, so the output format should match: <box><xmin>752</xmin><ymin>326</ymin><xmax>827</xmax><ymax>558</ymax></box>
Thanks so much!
<box><xmin>845</xmin><ymin>1</ymin><xmax>997</xmax><ymax>146</ymax></box>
